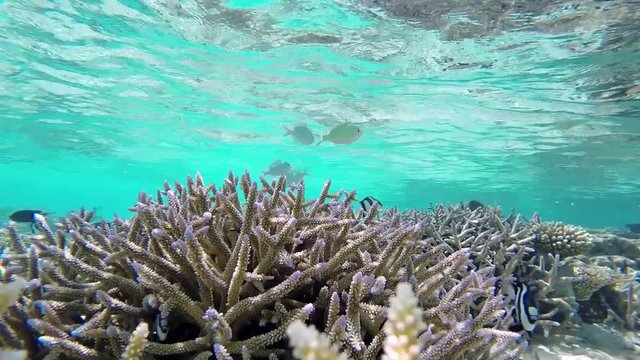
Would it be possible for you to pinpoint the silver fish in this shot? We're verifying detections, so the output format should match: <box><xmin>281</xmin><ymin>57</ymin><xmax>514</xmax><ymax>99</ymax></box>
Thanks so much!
<box><xmin>283</xmin><ymin>123</ymin><xmax>315</xmax><ymax>145</ymax></box>
<box><xmin>287</xmin><ymin>169</ymin><xmax>308</xmax><ymax>184</ymax></box>
<box><xmin>317</xmin><ymin>123</ymin><xmax>362</xmax><ymax>145</ymax></box>
<box><xmin>263</xmin><ymin>160</ymin><xmax>293</xmax><ymax>176</ymax></box>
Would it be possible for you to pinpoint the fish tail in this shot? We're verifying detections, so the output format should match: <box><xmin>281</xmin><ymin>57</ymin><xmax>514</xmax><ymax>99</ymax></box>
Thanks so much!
<box><xmin>281</xmin><ymin>124</ymin><xmax>292</xmax><ymax>136</ymax></box>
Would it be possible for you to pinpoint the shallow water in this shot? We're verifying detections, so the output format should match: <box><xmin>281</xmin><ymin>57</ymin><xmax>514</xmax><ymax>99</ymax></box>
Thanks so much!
<box><xmin>1</xmin><ymin>0</ymin><xmax>639</xmax><ymax>228</ymax></box>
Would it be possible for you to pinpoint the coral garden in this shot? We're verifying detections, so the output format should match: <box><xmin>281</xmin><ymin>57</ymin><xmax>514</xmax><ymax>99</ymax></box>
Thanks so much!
<box><xmin>0</xmin><ymin>171</ymin><xmax>638</xmax><ymax>359</ymax></box>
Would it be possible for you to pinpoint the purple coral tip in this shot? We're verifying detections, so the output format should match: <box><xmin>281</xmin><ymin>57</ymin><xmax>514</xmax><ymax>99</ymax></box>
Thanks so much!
<box><xmin>289</xmin><ymin>271</ymin><xmax>302</xmax><ymax>282</ymax></box>
<box><xmin>184</xmin><ymin>226</ymin><xmax>195</xmax><ymax>240</ymax></box>
<box><xmin>106</xmin><ymin>326</ymin><xmax>119</xmax><ymax>337</ymax></box>
<box><xmin>151</xmin><ymin>228</ymin><xmax>164</xmax><ymax>239</ymax></box>
<box><xmin>28</xmin><ymin>279</ymin><xmax>41</xmax><ymax>290</ymax></box>
<box><xmin>301</xmin><ymin>303</ymin><xmax>315</xmax><ymax>315</ymax></box>
<box><xmin>353</xmin><ymin>271</ymin><xmax>363</xmax><ymax>283</ymax></box>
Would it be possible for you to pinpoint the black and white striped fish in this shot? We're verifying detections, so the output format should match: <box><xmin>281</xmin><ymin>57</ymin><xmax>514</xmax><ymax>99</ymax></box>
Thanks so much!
<box><xmin>510</xmin><ymin>282</ymin><xmax>539</xmax><ymax>333</ymax></box>
<box><xmin>155</xmin><ymin>311</ymin><xmax>169</xmax><ymax>341</ymax></box>
<box><xmin>359</xmin><ymin>196</ymin><xmax>382</xmax><ymax>218</ymax></box>
<box><xmin>8</xmin><ymin>209</ymin><xmax>48</xmax><ymax>233</ymax></box>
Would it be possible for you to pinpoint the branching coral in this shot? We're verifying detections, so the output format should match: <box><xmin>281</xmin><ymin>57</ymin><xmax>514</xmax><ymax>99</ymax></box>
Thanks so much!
<box><xmin>0</xmin><ymin>172</ymin><xmax>527</xmax><ymax>359</ymax></box>
<box><xmin>121</xmin><ymin>321</ymin><xmax>149</xmax><ymax>360</ymax></box>
<box><xmin>0</xmin><ymin>275</ymin><xmax>28</xmax><ymax>360</ymax></box>
<box><xmin>286</xmin><ymin>320</ymin><xmax>347</xmax><ymax>360</ymax></box>
<box><xmin>384</xmin><ymin>204</ymin><xmax>537</xmax><ymax>283</ymax></box>
<box><xmin>382</xmin><ymin>283</ymin><xmax>426</xmax><ymax>360</ymax></box>
<box><xmin>399</xmin><ymin>206</ymin><xmax>638</xmax><ymax>341</ymax></box>
<box><xmin>382</xmin><ymin>205</ymin><xmax>585</xmax><ymax>338</ymax></box>
<box><xmin>286</xmin><ymin>282</ymin><xmax>425</xmax><ymax>360</ymax></box>
<box><xmin>287</xmin><ymin>282</ymin><xmax>524</xmax><ymax>360</ymax></box>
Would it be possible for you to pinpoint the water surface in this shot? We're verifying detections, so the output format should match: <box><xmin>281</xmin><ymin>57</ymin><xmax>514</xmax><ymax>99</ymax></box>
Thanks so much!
<box><xmin>1</xmin><ymin>0</ymin><xmax>639</xmax><ymax>228</ymax></box>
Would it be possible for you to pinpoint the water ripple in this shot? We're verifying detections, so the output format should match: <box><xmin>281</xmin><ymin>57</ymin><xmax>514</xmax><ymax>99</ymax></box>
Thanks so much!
<box><xmin>0</xmin><ymin>0</ymin><xmax>638</xmax><ymax>227</ymax></box>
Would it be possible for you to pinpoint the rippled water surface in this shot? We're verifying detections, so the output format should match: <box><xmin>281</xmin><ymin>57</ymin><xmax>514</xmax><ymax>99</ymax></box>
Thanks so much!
<box><xmin>1</xmin><ymin>0</ymin><xmax>639</xmax><ymax>228</ymax></box>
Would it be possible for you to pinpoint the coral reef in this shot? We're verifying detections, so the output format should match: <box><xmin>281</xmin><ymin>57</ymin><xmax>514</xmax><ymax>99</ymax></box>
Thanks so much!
<box><xmin>2</xmin><ymin>171</ymin><xmax>638</xmax><ymax>359</ymax></box>
<box><xmin>0</xmin><ymin>276</ymin><xmax>28</xmax><ymax>359</ymax></box>
<box><xmin>383</xmin><ymin>205</ymin><xmax>578</xmax><ymax>337</ymax></box>
<box><xmin>0</xmin><ymin>172</ymin><xmax>526</xmax><ymax>360</ymax></box>
<box><xmin>121</xmin><ymin>321</ymin><xmax>150</xmax><ymax>360</ymax></box>
<box><xmin>1</xmin><ymin>228</ymin><xmax>10</xmax><ymax>249</ymax></box>
<box><xmin>381</xmin><ymin>283</ymin><xmax>425</xmax><ymax>360</ymax></box>
<box><xmin>382</xmin><ymin>205</ymin><xmax>640</xmax><ymax>340</ymax></box>
<box><xmin>589</xmin><ymin>229</ymin><xmax>640</xmax><ymax>263</ymax></box>
<box><xmin>570</xmin><ymin>263</ymin><xmax>620</xmax><ymax>301</ymax></box>
<box><xmin>533</xmin><ymin>221</ymin><xmax>593</xmax><ymax>259</ymax></box>
<box><xmin>287</xmin><ymin>282</ymin><xmax>427</xmax><ymax>360</ymax></box>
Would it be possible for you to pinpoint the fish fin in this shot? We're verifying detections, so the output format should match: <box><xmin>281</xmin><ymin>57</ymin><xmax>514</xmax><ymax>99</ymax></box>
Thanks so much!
<box><xmin>30</xmin><ymin>223</ymin><xmax>35</xmax><ymax>234</ymax></box>
<box><xmin>281</xmin><ymin>124</ymin><xmax>292</xmax><ymax>136</ymax></box>
<box><xmin>316</xmin><ymin>136</ymin><xmax>326</xmax><ymax>146</ymax></box>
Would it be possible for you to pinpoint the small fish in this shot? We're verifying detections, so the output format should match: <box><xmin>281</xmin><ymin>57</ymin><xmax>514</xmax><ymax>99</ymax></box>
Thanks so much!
<box><xmin>263</xmin><ymin>160</ymin><xmax>293</xmax><ymax>177</ymax></box>
<box><xmin>283</xmin><ymin>123</ymin><xmax>315</xmax><ymax>145</ymax></box>
<box><xmin>155</xmin><ymin>311</ymin><xmax>169</xmax><ymax>341</ymax></box>
<box><xmin>468</xmin><ymin>200</ymin><xmax>484</xmax><ymax>211</ymax></box>
<box><xmin>359</xmin><ymin>196</ymin><xmax>382</xmax><ymax>218</ymax></box>
<box><xmin>8</xmin><ymin>209</ymin><xmax>47</xmax><ymax>233</ymax></box>
<box><xmin>625</xmin><ymin>223</ymin><xmax>640</xmax><ymax>233</ymax></box>
<box><xmin>287</xmin><ymin>169</ymin><xmax>308</xmax><ymax>184</ymax></box>
<box><xmin>92</xmin><ymin>220</ymin><xmax>112</xmax><ymax>228</ymax></box>
<box><xmin>317</xmin><ymin>123</ymin><xmax>362</xmax><ymax>145</ymax></box>
<box><xmin>509</xmin><ymin>282</ymin><xmax>539</xmax><ymax>333</ymax></box>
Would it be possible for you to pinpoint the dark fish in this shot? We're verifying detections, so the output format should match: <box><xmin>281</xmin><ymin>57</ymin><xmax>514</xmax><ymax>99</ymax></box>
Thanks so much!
<box><xmin>9</xmin><ymin>209</ymin><xmax>45</xmax><ymax>223</ymax></box>
<box><xmin>9</xmin><ymin>209</ymin><xmax>47</xmax><ymax>233</ymax></box>
<box><xmin>154</xmin><ymin>311</ymin><xmax>169</xmax><ymax>342</ymax></box>
<box><xmin>92</xmin><ymin>221</ymin><xmax>112</xmax><ymax>228</ymax></box>
<box><xmin>509</xmin><ymin>282</ymin><xmax>539</xmax><ymax>333</ymax></box>
<box><xmin>626</xmin><ymin>224</ymin><xmax>640</xmax><ymax>233</ymax></box>
<box><xmin>468</xmin><ymin>200</ymin><xmax>484</xmax><ymax>211</ymax></box>
<box><xmin>359</xmin><ymin>196</ymin><xmax>382</xmax><ymax>218</ymax></box>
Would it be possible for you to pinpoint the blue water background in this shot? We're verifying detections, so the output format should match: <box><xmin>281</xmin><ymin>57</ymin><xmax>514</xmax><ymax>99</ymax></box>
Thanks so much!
<box><xmin>1</xmin><ymin>0</ymin><xmax>639</xmax><ymax>229</ymax></box>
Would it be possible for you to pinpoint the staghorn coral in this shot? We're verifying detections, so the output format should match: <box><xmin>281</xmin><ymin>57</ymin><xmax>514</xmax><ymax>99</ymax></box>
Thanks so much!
<box><xmin>533</xmin><ymin>221</ymin><xmax>593</xmax><ymax>259</ymax></box>
<box><xmin>382</xmin><ymin>283</ymin><xmax>425</xmax><ymax>360</ymax></box>
<box><xmin>382</xmin><ymin>205</ymin><xmax>584</xmax><ymax>337</ymax></box>
<box><xmin>121</xmin><ymin>321</ymin><xmax>150</xmax><ymax>360</ymax></box>
<box><xmin>0</xmin><ymin>171</ymin><xmax>526</xmax><ymax>359</ymax></box>
<box><xmin>286</xmin><ymin>282</ymin><xmax>425</xmax><ymax>360</ymax></box>
<box><xmin>1</xmin><ymin>228</ymin><xmax>9</xmax><ymax>249</ymax></box>
<box><xmin>286</xmin><ymin>320</ymin><xmax>347</xmax><ymax>360</ymax></box>
<box><xmin>286</xmin><ymin>281</ymin><xmax>524</xmax><ymax>360</ymax></box>
<box><xmin>383</xmin><ymin>204</ymin><xmax>538</xmax><ymax>281</ymax></box>
<box><xmin>389</xmin><ymin>205</ymin><xmax>640</xmax><ymax>347</ymax></box>
<box><xmin>0</xmin><ymin>276</ymin><xmax>27</xmax><ymax>314</ymax></box>
<box><xmin>0</xmin><ymin>275</ymin><xmax>28</xmax><ymax>360</ymax></box>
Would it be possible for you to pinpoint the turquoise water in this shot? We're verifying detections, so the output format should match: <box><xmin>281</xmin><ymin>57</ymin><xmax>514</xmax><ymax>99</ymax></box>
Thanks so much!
<box><xmin>0</xmin><ymin>0</ymin><xmax>639</xmax><ymax>229</ymax></box>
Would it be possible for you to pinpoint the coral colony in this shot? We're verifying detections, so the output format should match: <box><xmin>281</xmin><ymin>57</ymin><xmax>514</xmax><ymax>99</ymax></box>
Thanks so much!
<box><xmin>0</xmin><ymin>171</ymin><xmax>637</xmax><ymax>359</ymax></box>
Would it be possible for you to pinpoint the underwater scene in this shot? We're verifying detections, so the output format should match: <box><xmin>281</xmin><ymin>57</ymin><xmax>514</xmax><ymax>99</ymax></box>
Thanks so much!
<box><xmin>1</xmin><ymin>0</ymin><xmax>640</xmax><ymax>359</ymax></box>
